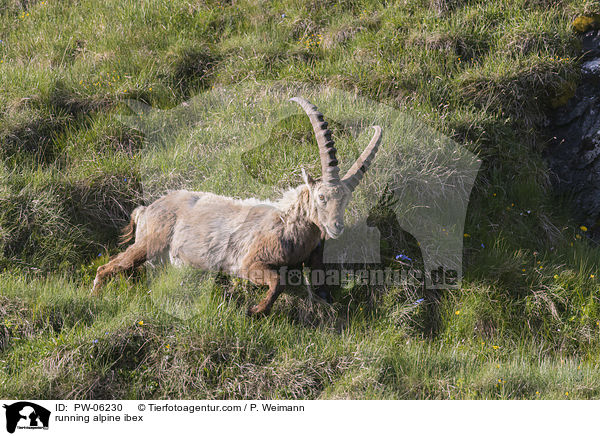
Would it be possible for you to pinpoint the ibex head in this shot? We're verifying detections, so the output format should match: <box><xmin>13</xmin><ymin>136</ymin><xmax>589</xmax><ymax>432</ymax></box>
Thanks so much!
<box><xmin>291</xmin><ymin>97</ymin><xmax>382</xmax><ymax>239</ymax></box>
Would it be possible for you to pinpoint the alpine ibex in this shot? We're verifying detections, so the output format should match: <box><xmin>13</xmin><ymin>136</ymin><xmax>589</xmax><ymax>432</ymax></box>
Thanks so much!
<box><xmin>92</xmin><ymin>97</ymin><xmax>382</xmax><ymax>315</ymax></box>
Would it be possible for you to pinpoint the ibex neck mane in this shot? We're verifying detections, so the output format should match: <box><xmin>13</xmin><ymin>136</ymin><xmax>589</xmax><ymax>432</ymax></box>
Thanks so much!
<box><xmin>277</xmin><ymin>185</ymin><xmax>318</xmax><ymax>231</ymax></box>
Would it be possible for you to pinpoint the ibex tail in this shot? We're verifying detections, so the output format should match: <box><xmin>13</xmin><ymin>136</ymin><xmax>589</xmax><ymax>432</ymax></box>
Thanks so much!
<box><xmin>119</xmin><ymin>206</ymin><xmax>146</xmax><ymax>245</ymax></box>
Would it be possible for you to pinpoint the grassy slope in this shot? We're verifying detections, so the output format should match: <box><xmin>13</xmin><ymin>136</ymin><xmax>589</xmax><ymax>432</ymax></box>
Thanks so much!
<box><xmin>1</xmin><ymin>0</ymin><xmax>600</xmax><ymax>399</ymax></box>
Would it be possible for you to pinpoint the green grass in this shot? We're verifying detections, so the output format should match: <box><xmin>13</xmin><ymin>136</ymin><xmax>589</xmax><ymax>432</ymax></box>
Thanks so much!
<box><xmin>1</xmin><ymin>0</ymin><xmax>600</xmax><ymax>399</ymax></box>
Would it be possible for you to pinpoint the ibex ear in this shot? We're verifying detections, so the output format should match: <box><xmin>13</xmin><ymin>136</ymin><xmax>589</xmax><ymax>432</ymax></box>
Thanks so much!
<box><xmin>301</xmin><ymin>168</ymin><xmax>315</xmax><ymax>187</ymax></box>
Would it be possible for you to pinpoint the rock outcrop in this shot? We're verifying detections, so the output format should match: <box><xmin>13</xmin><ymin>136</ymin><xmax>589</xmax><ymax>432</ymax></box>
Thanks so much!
<box><xmin>546</xmin><ymin>30</ymin><xmax>600</xmax><ymax>232</ymax></box>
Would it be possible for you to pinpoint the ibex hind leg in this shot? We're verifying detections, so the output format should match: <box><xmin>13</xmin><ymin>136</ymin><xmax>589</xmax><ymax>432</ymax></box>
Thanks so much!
<box><xmin>246</xmin><ymin>262</ymin><xmax>283</xmax><ymax>316</ymax></box>
<box><xmin>91</xmin><ymin>243</ymin><xmax>147</xmax><ymax>294</ymax></box>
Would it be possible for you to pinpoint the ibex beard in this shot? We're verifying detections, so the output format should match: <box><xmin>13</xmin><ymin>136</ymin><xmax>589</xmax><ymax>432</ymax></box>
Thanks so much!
<box><xmin>92</xmin><ymin>97</ymin><xmax>382</xmax><ymax>316</ymax></box>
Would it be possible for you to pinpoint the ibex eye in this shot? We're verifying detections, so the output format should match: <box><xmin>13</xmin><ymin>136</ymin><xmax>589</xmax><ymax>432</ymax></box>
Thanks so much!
<box><xmin>319</xmin><ymin>194</ymin><xmax>325</xmax><ymax>201</ymax></box>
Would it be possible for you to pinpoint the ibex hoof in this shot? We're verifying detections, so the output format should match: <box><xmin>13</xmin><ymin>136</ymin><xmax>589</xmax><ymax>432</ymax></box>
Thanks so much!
<box><xmin>247</xmin><ymin>304</ymin><xmax>268</xmax><ymax>317</ymax></box>
<box><xmin>90</xmin><ymin>277</ymin><xmax>102</xmax><ymax>296</ymax></box>
<box><xmin>316</xmin><ymin>289</ymin><xmax>333</xmax><ymax>304</ymax></box>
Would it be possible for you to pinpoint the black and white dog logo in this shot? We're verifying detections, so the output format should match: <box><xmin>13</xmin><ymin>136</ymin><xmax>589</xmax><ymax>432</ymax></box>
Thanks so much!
<box><xmin>3</xmin><ymin>402</ymin><xmax>50</xmax><ymax>433</ymax></box>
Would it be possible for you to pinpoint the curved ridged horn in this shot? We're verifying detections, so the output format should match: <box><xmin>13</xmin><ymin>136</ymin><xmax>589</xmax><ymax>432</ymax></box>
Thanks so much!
<box><xmin>290</xmin><ymin>97</ymin><xmax>339</xmax><ymax>183</ymax></box>
<box><xmin>342</xmin><ymin>126</ymin><xmax>382</xmax><ymax>191</ymax></box>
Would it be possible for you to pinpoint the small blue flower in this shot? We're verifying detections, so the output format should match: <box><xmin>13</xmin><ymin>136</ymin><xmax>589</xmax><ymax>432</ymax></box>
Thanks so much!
<box><xmin>105</xmin><ymin>332</ymin><xmax>109</xmax><ymax>335</ymax></box>
<box><xmin>98</xmin><ymin>253</ymin><xmax>102</xmax><ymax>257</ymax></box>
<box><xmin>281</xmin><ymin>13</ymin><xmax>286</xmax><ymax>18</ymax></box>
<box><xmin>124</xmin><ymin>177</ymin><xmax>127</xmax><ymax>181</ymax></box>
<box><xmin>413</xmin><ymin>298</ymin><xmax>425</xmax><ymax>305</ymax></box>
<box><xmin>395</xmin><ymin>254</ymin><xmax>412</xmax><ymax>262</ymax></box>
<box><xmin>481</xmin><ymin>243</ymin><xmax>485</xmax><ymax>248</ymax></box>
<box><xmin>93</xmin><ymin>339</ymin><xmax>99</xmax><ymax>344</ymax></box>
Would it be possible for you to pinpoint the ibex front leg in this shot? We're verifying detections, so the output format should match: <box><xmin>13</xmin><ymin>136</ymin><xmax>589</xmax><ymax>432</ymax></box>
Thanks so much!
<box><xmin>306</xmin><ymin>241</ymin><xmax>333</xmax><ymax>303</ymax></box>
<box><xmin>246</xmin><ymin>262</ymin><xmax>283</xmax><ymax>316</ymax></box>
